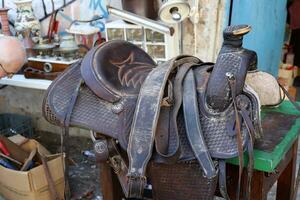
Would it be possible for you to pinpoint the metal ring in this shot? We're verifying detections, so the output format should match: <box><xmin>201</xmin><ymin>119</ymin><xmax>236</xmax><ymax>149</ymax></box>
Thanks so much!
<box><xmin>43</xmin><ymin>62</ymin><xmax>53</xmax><ymax>72</ymax></box>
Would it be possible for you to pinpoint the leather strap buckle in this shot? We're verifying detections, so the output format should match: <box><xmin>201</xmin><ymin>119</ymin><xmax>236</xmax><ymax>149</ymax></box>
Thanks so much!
<box><xmin>94</xmin><ymin>139</ymin><xmax>109</xmax><ymax>163</ymax></box>
<box><xmin>127</xmin><ymin>173</ymin><xmax>147</xmax><ymax>198</ymax></box>
<box><xmin>162</xmin><ymin>80</ymin><xmax>174</xmax><ymax>107</ymax></box>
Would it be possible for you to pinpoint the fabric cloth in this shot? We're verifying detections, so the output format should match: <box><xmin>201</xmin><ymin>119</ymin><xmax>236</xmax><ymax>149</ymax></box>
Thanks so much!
<box><xmin>289</xmin><ymin>0</ymin><xmax>300</xmax><ymax>30</ymax></box>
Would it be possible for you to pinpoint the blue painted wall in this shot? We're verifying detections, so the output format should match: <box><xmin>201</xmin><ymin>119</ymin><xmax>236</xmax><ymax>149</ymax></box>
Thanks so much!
<box><xmin>226</xmin><ymin>0</ymin><xmax>287</xmax><ymax>76</ymax></box>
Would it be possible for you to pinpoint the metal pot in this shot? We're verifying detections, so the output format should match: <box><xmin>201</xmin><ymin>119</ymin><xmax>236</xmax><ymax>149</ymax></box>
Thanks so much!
<box><xmin>32</xmin><ymin>40</ymin><xmax>55</xmax><ymax>56</ymax></box>
<box><xmin>58</xmin><ymin>34</ymin><xmax>79</xmax><ymax>52</ymax></box>
<box><xmin>121</xmin><ymin>0</ymin><xmax>158</xmax><ymax>20</ymax></box>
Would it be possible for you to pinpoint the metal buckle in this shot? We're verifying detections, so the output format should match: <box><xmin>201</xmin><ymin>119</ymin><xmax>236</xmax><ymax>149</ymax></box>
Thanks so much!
<box><xmin>127</xmin><ymin>173</ymin><xmax>147</xmax><ymax>182</ymax></box>
<box><xmin>109</xmin><ymin>155</ymin><xmax>122</xmax><ymax>173</ymax></box>
<box><xmin>162</xmin><ymin>80</ymin><xmax>173</xmax><ymax>107</ymax></box>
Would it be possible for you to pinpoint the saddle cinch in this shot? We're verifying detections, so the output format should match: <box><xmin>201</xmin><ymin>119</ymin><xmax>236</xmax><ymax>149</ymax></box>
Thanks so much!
<box><xmin>43</xmin><ymin>25</ymin><xmax>262</xmax><ymax>200</ymax></box>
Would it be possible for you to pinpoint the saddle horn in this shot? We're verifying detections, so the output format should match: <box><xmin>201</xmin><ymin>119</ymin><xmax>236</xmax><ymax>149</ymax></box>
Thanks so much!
<box><xmin>206</xmin><ymin>24</ymin><xmax>258</xmax><ymax>112</ymax></box>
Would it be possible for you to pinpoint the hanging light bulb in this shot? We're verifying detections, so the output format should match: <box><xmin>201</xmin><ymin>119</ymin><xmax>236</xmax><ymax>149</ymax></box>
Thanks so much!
<box><xmin>169</xmin><ymin>7</ymin><xmax>181</xmax><ymax>21</ymax></box>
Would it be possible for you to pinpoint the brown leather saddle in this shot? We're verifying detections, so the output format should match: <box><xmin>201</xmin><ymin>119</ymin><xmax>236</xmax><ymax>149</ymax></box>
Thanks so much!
<box><xmin>43</xmin><ymin>25</ymin><xmax>262</xmax><ymax>200</ymax></box>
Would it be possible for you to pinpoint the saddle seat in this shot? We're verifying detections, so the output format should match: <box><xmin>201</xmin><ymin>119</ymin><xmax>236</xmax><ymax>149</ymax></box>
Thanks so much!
<box><xmin>43</xmin><ymin>41</ymin><xmax>156</xmax><ymax>150</ymax></box>
<box><xmin>81</xmin><ymin>41</ymin><xmax>156</xmax><ymax>103</ymax></box>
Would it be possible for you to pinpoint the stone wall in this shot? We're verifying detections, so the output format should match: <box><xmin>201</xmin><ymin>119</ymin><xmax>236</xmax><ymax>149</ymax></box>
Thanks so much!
<box><xmin>0</xmin><ymin>86</ymin><xmax>89</xmax><ymax>137</ymax></box>
<box><xmin>182</xmin><ymin>0</ymin><xmax>226</xmax><ymax>61</ymax></box>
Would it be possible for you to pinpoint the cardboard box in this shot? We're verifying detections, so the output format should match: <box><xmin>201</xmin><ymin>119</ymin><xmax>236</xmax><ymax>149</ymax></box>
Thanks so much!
<box><xmin>288</xmin><ymin>86</ymin><xmax>297</xmax><ymax>101</ymax></box>
<box><xmin>0</xmin><ymin>137</ymin><xmax>65</xmax><ymax>200</ymax></box>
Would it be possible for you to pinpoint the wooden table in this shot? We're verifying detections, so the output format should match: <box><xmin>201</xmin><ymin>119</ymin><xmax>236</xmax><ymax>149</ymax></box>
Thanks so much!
<box><xmin>226</xmin><ymin>101</ymin><xmax>300</xmax><ymax>200</ymax></box>
<box><xmin>99</xmin><ymin>101</ymin><xmax>300</xmax><ymax>200</ymax></box>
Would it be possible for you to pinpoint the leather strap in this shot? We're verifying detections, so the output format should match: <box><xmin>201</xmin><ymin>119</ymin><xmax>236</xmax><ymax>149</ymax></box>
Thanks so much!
<box><xmin>106</xmin><ymin>139</ymin><xmax>130</xmax><ymax>197</ymax></box>
<box><xmin>183</xmin><ymin>69</ymin><xmax>217</xmax><ymax>179</ymax></box>
<box><xmin>240</xmin><ymin>108</ymin><xmax>255</xmax><ymax>200</ymax></box>
<box><xmin>155</xmin><ymin>62</ymin><xmax>201</xmax><ymax>162</ymax></box>
<box><xmin>278</xmin><ymin>83</ymin><xmax>300</xmax><ymax>111</ymax></box>
<box><xmin>228</xmin><ymin>74</ymin><xmax>244</xmax><ymax>200</ymax></box>
<box><xmin>127</xmin><ymin>56</ymin><xmax>199</xmax><ymax>198</ymax></box>
<box><xmin>92</xmin><ymin>134</ymin><xmax>130</xmax><ymax>197</ymax></box>
<box><xmin>62</xmin><ymin>79</ymin><xmax>84</xmax><ymax>200</ymax></box>
<box><xmin>40</xmin><ymin>153</ymin><xmax>61</xmax><ymax>200</ymax></box>
<box><xmin>219</xmin><ymin>160</ymin><xmax>230</xmax><ymax>200</ymax></box>
<box><xmin>244</xmin><ymin>135</ymin><xmax>254</xmax><ymax>200</ymax></box>
<box><xmin>24</xmin><ymin>67</ymin><xmax>62</xmax><ymax>80</ymax></box>
<box><xmin>127</xmin><ymin>58</ymin><xmax>176</xmax><ymax>198</ymax></box>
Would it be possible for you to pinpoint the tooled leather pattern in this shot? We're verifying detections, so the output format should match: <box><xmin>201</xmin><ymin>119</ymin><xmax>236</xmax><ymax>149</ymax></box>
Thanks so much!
<box><xmin>194</xmin><ymin>65</ymin><xmax>249</xmax><ymax>159</ymax></box>
<box><xmin>206</xmin><ymin>53</ymin><xmax>242</xmax><ymax>112</ymax></box>
<box><xmin>154</xmin><ymin>64</ymin><xmax>253</xmax><ymax>162</ymax></box>
<box><xmin>45</xmin><ymin>60</ymin><xmax>253</xmax><ymax>160</ymax></box>
<box><xmin>150</xmin><ymin>162</ymin><xmax>217</xmax><ymax>200</ymax></box>
<box><xmin>44</xmin><ymin>61</ymin><xmax>135</xmax><ymax>149</ymax></box>
<box><xmin>110</xmin><ymin>52</ymin><xmax>154</xmax><ymax>88</ymax></box>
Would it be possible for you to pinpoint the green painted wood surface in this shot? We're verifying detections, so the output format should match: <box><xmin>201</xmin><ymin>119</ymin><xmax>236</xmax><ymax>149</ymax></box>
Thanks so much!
<box><xmin>227</xmin><ymin>101</ymin><xmax>300</xmax><ymax>172</ymax></box>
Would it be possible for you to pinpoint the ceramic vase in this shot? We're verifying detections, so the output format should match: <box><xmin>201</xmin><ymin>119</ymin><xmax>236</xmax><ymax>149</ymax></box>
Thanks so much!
<box><xmin>14</xmin><ymin>0</ymin><xmax>40</xmax><ymax>40</ymax></box>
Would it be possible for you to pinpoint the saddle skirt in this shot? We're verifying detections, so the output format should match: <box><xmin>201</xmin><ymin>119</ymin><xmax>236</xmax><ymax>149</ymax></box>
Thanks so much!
<box><xmin>194</xmin><ymin>64</ymin><xmax>261</xmax><ymax>159</ymax></box>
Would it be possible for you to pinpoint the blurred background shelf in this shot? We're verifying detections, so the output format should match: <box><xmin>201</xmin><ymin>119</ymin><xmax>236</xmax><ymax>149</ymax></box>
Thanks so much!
<box><xmin>0</xmin><ymin>75</ymin><xmax>51</xmax><ymax>90</ymax></box>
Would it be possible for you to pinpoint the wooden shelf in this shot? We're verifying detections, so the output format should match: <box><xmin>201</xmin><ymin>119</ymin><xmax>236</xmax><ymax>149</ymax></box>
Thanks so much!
<box><xmin>0</xmin><ymin>75</ymin><xmax>52</xmax><ymax>90</ymax></box>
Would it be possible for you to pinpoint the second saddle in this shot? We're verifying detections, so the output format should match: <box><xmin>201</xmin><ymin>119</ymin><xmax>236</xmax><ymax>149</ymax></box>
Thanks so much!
<box><xmin>43</xmin><ymin>25</ymin><xmax>262</xmax><ymax>199</ymax></box>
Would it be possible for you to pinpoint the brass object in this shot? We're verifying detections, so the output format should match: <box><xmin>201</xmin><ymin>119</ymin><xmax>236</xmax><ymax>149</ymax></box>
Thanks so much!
<box><xmin>233</xmin><ymin>25</ymin><xmax>251</xmax><ymax>35</ymax></box>
<box><xmin>56</xmin><ymin>34</ymin><xmax>79</xmax><ymax>53</ymax></box>
<box><xmin>32</xmin><ymin>39</ymin><xmax>55</xmax><ymax>56</ymax></box>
